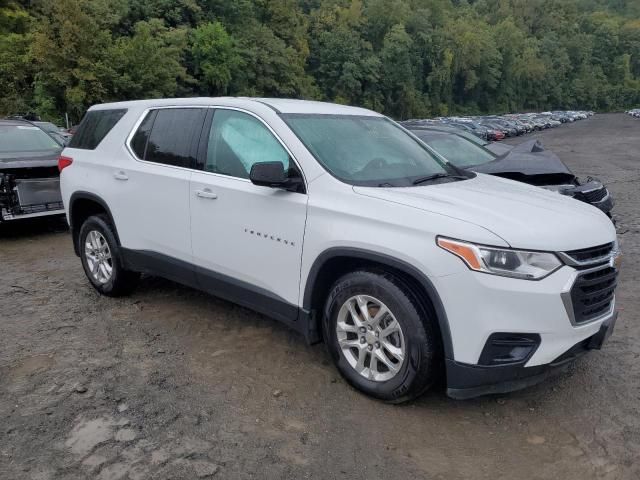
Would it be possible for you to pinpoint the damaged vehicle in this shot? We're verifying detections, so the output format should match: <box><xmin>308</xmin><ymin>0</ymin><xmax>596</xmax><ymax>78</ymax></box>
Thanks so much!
<box><xmin>0</xmin><ymin>119</ymin><xmax>65</xmax><ymax>222</ymax></box>
<box><xmin>33</xmin><ymin>121</ymin><xmax>72</xmax><ymax>145</ymax></box>
<box><xmin>407</xmin><ymin>127</ymin><xmax>614</xmax><ymax>217</ymax></box>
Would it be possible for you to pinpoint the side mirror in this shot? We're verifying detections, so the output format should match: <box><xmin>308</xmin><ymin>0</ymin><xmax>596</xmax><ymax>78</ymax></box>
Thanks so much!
<box><xmin>249</xmin><ymin>162</ymin><xmax>303</xmax><ymax>192</ymax></box>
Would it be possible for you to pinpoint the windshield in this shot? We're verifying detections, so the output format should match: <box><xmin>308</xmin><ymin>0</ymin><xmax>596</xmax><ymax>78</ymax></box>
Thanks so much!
<box><xmin>283</xmin><ymin>114</ymin><xmax>459</xmax><ymax>186</ymax></box>
<box><xmin>35</xmin><ymin>122</ymin><xmax>61</xmax><ymax>133</ymax></box>
<box><xmin>413</xmin><ymin>132</ymin><xmax>496</xmax><ymax>168</ymax></box>
<box><xmin>0</xmin><ymin>124</ymin><xmax>61</xmax><ymax>153</ymax></box>
<box><xmin>455</xmin><ymin>129</ymin><xmax>490</xmax><ymax>147</ymax></box>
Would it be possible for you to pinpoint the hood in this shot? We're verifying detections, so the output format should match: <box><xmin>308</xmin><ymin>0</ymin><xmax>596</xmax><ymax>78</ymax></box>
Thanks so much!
<box><xmin>353</xmin><ymin>173</ymin><xmax>615</xmax><ymax>252</ymax></box>
<box><xmin>471</xmin><ymin>140</ymin><xmax>574</xmax><ymax>178</ymax></box>
<box><xmin>0</xmin><ymin>149</ymin><xmax>61</xmax><ymax>169</ymax></box>
<box><xmin>483</xmin><ymin>142</ymin><xmax>513</xmax><ymax>156</ymax></box>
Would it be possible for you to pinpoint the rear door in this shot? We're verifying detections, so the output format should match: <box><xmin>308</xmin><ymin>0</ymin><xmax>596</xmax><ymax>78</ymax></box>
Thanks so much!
<box><xmin>110</xmin><ymin>107</ymin><xmax>207</xmax><ymax>273</ymax></box>
<box><xmin>189</xmin><ymin>108</ymin><xmax>308</xmax><ymax>322</ymax></box>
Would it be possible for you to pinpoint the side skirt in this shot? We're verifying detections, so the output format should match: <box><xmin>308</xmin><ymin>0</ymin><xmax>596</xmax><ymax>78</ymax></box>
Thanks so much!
<box><xmin>121</xmin><ymin>249</ymin><xmax>308</xmax><ymax>338</ymax></box>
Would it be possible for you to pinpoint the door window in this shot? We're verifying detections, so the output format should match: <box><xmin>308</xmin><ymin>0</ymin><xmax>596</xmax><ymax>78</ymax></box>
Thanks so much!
<box><xmin>131</xmin><ymin>108</ymin><xmax>206</xmax><ymax>168</ymax></box>
<box><xmin>205</xmin><ymin>109</ymin><xmax>289</xmax><ymax>179</ymax></box>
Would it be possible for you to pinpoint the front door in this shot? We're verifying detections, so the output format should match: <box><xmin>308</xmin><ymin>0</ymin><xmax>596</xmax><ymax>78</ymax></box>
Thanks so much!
<box><xmin>190</xmin><ymin>108</ymin><xmax>308</xmax><ymax>322</ymax></box>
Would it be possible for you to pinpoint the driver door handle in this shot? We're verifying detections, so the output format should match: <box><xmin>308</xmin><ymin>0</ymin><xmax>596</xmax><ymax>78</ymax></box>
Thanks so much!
<box><xmin>195</xmin><ymin>189</ymin><xmax>218</xmax><ymax>200</ymax></box>
<box><xmin>113</xmin><ymin>171</ymin><xmax>128</xmax><ymax>181</ymax></box>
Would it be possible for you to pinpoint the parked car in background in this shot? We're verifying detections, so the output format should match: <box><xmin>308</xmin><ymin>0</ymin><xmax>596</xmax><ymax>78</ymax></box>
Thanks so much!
<box><xmin>405</xmin><ymin>110</ymin><xmax>593</xmax><ymax>143</ymax></box>
<box><xmin>34</xmin><ymin>121</ymin><xmax>72</xmax><ymax>145</ymax></box>
<box><xmin>66</xmin><ymin>124</ymin><xmax>80</xmax><ymax>136</ymax></box>
<box><xmin>0</xmin><ymin>119</ymin><xmax>65</xmax><ymax>222</ymax></box>
<box><xmin>481</xmin><ymin>119</ymin><xmax>518</xmax><ymax>137</ymax></box>
<box><xmin>61</xmin><ymin>98</ymin><xmax>618</xmax><ymax>402</ymax></box>
<box><xmin>401</xmin><ymin>121</ymin><xmax>511</xmax><ymax>154</ymax></box>
<box><xmin>406</xmin><ymin>126</ymin><xmax>614</xmax><ymax>217</ymax></box>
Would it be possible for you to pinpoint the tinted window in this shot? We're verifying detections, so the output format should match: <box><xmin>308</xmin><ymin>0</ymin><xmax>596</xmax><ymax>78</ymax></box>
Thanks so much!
<box><xmin>145</xmin><ymin>108</ymin><xmax>206</xmax><ymax>168</ymax></box>
<box><xmin>0</xmin><ymin>124</ymin><xmax>61</xmax><ymax>153</ymax></box>
<box><xmin>69</xmin><ymin>109</ymin><xmax>127</xmax><ymax>150</ymax></box>
<box><xmin>130</xmin><ymin>111</ymin><xmax>156</xmax><ymax>159</ymax></box>
<box><xmin>205</xmin><ymin>109</ymin><xmax>289</xmax><ymax>179</ymax></box>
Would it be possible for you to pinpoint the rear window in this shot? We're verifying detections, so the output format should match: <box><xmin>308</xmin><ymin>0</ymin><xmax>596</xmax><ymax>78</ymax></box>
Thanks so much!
<box><xmin>69</xmin><ymin>109</ymin><xmax>127</xmax><ymax>150</ymax></box>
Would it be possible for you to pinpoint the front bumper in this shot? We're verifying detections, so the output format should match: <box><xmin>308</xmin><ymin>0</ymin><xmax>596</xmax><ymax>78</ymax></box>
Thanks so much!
<box><xmin>436</xmin><ymin>265</ymin><xmax>616</xmax><ymax>366</ymax></box>
<box><xmin>0</xmin><ymin>176</ymin><xmax>63</xmax><ymax>221</ymax></box>
<box><xmin>562</xmin><ymin>180</ymin><xmax>614</xmax><ymax>215</ymax></box>
<box><xmin>434</xmin><ymin>256</ymin><xmax>618</xmax><ymax>398</ymax></box>
<box><xmin>446</xmin><ymin>313</ymin><xmax>617</xmax><ymax>399</ymax></box>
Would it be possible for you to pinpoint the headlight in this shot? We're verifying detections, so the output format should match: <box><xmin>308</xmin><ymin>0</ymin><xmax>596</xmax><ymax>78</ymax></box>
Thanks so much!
<box><xmin>437</xmin><ymin>237</ymin><xmax>562</xmax><ymax>280</ymax></box>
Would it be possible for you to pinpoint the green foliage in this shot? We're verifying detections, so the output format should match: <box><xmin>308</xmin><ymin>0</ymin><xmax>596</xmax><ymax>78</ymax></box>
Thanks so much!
<box><xmin>107</xmin><ymin>19</ymin><xmax>191</xmax><ymax>100</ymax></box>
<box><xmin>190</xmin><ymin>22</ymin><xmax>240</xmax><ymax>95</ymax></box>
<box><xmin>29</xmin><ymin>0</ymin><xmax>114</xmax><ymax>120</ymax></box>
<box><xmin>1</xmin><ymin>0</ymin><xmax>639</xmax><ymax>122</ymax></box>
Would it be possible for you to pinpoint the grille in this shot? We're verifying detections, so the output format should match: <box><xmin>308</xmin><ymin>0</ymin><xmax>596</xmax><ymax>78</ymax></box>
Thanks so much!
<box><xmin>570</xmin><ymin>267</ymin><xmax>617</xmax><ymax>324</ymax></box>
<box><xmin>580</xmin><ymin>187</ymin><xmax>608</xmax><ymax>203</ymax></box>
<box><xmin>564</xmin><ymin>242</ymin><xmax>614</xmax><ymax>265</ymax></box>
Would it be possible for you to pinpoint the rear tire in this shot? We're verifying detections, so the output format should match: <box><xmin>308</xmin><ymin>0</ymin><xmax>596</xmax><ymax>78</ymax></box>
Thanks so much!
<box><xmin>78</xmin><ymin>214</ymin><xmax>139</xmax><ymax>297</ymax></box>
<box><xmin>323</xmin><ymin>270</ymin><xmax>441</xmax><ymax>403</ymax></box>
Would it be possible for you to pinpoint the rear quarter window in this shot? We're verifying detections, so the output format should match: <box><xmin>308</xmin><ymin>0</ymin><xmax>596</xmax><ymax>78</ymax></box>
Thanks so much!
<box><xmin>68</xmin><ymin>109</ymin><xmax>127</xmax><ymax>150</ymax></box>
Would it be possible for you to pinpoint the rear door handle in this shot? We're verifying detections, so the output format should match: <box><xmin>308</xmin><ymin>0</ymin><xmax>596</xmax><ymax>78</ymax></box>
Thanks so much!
<box><xmin>195</xmin><ymin>189</ymin><xmax>218</xmax><ymax>200</ymax></box>
<box><xmin>113</xmin><ymin>171</ymin><xmax>128</xmax><ymax>181</ymax></box>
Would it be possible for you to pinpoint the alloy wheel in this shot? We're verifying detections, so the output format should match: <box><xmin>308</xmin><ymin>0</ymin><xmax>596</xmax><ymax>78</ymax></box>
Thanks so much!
<box><xmin>84</xmin><ymin>230</ymin><xmax>113</xmax><ymax>284</ymax></box>
<box><xmin>335</xmin><ymin>295</ymin><xmax>406</xmax><ymax>382</ymax></box>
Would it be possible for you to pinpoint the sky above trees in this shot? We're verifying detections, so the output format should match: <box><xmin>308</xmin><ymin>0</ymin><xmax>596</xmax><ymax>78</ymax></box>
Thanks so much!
<box><xmin>1</xmin><ymin>0</ymin><xmax>639</xmax><ymax>123</ymax></box>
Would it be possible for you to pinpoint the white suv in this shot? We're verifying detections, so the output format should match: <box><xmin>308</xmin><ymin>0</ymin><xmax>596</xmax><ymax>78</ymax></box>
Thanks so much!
<box><xmin>60</xmin><ymin>98</ymin><xmax>620</xmax><ymax>402</ymax></box>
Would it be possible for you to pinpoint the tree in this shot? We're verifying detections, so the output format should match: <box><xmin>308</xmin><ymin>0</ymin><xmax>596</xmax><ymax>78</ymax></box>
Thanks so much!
<box><xmin>190</xmin><ymin>21</ymin><xmax>241</xmax><ymax>95</ymax></box>
<box><xmin>107</xmin><ymin>19</ymin><xmax>191</xmax><ymax>100</ymax></box>
<box><xmin>0</xmin><ymin>0</ymin><xmax>32</xmax><ymax>114</ymax></box>
<box><xmin>307</xmin><ymin>1</ymin><xmax>381</xmax><ymax>108</ymax></box>
<box><xmin>4</xmin><ymin>0</ymin><xmax>640</xmax><ymax>120</ymax></box>
<box><xmin>379</xmin><ymin>24</ymin><xmax>425</xmax><ymax>118</ymax></box>
<box><xmin>29</xmin><ymin>0</ymin><xmax>114</xmax><ymax>121</ymax></box>
<box><xmin>233</xmin><ymin>22</ymin><xmax>316</xmax><ymax>97</ymax></box>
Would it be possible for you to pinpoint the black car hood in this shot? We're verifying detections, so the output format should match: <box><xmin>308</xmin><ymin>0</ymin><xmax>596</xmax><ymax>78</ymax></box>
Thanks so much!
<box><xmin>0</xmin><ymin>149</ymin><xmax>61</xmax><ymax>169</ymax></box>
<box><xmin>470</xmin><ymin>139</ymin><xmax>574</xmax><ymax>178</ymax></box>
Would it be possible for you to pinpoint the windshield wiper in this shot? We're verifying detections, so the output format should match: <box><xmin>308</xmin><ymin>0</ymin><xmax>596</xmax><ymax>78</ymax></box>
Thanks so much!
<box><xmin>412</xmin><ymin>173</ymin><xmax>467</xmax><ymax>185</ymax></box>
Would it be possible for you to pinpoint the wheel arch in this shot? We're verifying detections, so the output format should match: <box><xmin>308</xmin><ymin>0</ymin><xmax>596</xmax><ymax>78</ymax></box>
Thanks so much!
<box><xmin>302</xmin><ymin>248</ymin><xmax>454</xmax><ymax>360</ymax></box>
<box><xmin>69</xmin><ymin>192</ymin><xmax>120</xmax><ymax>256</ymax></box>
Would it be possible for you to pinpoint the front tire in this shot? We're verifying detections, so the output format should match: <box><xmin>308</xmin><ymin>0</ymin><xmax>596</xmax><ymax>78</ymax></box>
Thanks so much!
<box><xmin>79</xmin><ymin>214</ymin><xmax>139</xmax><ymax>297</ymax></box>
<box><xmin>323</xmin><ymin>270</ymin><xmax>441</xmax><ymax>403</ymax></box>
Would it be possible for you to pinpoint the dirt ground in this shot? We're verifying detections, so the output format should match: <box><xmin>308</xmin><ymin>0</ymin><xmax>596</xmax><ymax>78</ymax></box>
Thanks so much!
<box><xmin>0</xmin><ymin>113</ymin><xmax>638</xmax><ymax>480</ymax></box>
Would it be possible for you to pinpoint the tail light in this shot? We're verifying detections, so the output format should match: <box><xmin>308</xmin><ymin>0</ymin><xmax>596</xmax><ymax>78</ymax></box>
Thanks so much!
<box><xmin>58</xmin><ymin>155</ymin><xmax>73</xmax><ymax>172</ymax></box>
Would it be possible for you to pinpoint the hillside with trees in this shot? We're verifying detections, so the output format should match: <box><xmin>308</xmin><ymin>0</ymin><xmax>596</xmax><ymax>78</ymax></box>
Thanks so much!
<box><xmin>1</xmin><ymin>0</ymin><xmax>639</xmax><ymax>123</ymax></box>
